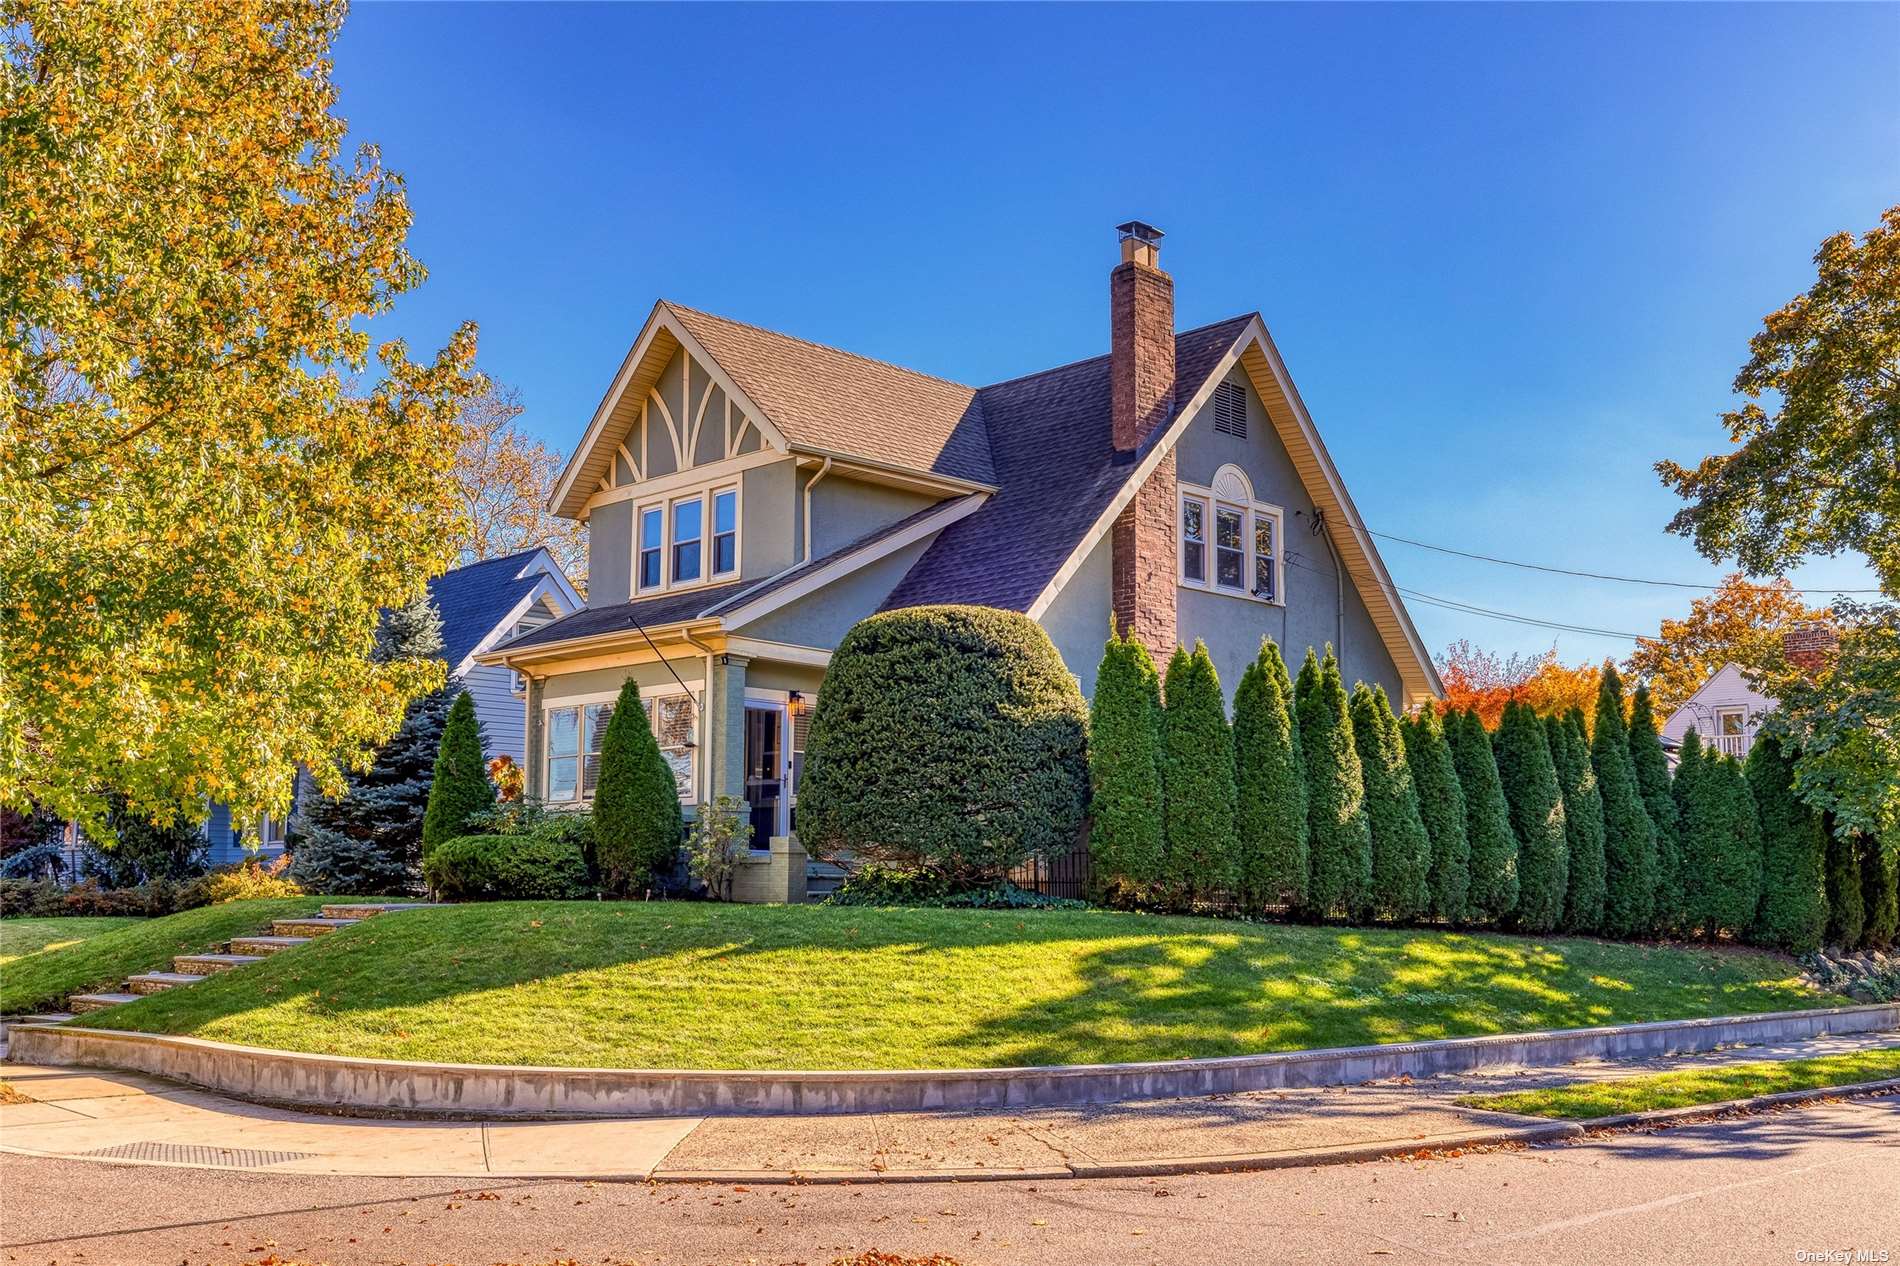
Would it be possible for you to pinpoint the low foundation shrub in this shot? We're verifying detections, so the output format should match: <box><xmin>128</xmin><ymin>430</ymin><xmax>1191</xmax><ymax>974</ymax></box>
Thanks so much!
<box><xmin>178</xmin><ymin>857</ymin><xmax>303</xmax><ymax>908</ymax></box>
<box><xmin>421</xmin><ymin>834</ymin><xmax>590</xmax><ymax>901</ymax></box>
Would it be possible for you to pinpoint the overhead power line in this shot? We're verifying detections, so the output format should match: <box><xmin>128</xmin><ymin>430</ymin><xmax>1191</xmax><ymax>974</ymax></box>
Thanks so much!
<box><xmin>1367</xmin><ymin>529</ymin><xmax>1884</xmax><ymax>594</ymax></box>
<box><xmin>1284</xmin><ymin>555</ymin><xmax>1645</xmax><ymax>642</ymax></box>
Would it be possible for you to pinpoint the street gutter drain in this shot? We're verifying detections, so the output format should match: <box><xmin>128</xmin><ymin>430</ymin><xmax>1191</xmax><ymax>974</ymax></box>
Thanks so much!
<box><xmin>76</xmin><ymin>1141</ymin><xmax>316</xmax><ymax>1168</ymax></box>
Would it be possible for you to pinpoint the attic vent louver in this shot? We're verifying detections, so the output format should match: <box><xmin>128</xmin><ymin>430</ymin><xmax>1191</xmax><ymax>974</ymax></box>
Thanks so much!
<box><xmin>1213</xmin><ymin>380</ymin><xmax>1247</xmax><ymax>439</ymax></box>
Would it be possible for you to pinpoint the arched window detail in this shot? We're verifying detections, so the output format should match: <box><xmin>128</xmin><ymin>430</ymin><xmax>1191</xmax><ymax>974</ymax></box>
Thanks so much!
<box><xmin>1178</xmin><ymin>466</ymin><xmax>1285</xmax><ymax>605</ymax></box>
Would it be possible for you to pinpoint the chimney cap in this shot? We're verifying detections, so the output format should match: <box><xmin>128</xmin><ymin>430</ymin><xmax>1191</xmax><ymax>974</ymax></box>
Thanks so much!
<box><xmin>1116</xmin><ymin>220</ymin><xmax>1165</xmax><ymax>244</ymax></box>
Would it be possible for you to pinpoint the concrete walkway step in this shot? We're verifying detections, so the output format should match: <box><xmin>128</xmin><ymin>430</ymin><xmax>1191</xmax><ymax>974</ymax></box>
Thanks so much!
<box><xmin>19</xmin><ymin>1013</ymin><xmax>75</xmax><ymax>1025</ymax></box>
<box><xmin>125</xmin><ymin>972</ymin><xmax>205</xmax><ymax>995</ymax></box>
<box><xmin>67</xmin><ymin>993</ymin><xmax>140</xmax><ymax>1012</ymax></box>
<box><xmin>320</xmin><ymin>902</ymin><xmax>431</xmax><ymax>919</ymax></box>
<box><xmin>228</xmin><ymin>935</ymin><xmax>313</xmax><ymax>955</ymax></box>
<box><xmin>172</xmin><ymin>953</ymin><xmax>266</xmax><ymax>975</ymax></box>
<box><xmin>269</xmin><ymin>917</ymin><xmax>360</xmax><ymax>936</ymax></box>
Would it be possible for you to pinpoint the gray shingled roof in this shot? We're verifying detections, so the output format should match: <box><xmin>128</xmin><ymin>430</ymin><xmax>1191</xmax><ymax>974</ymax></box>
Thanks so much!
<box><xmin>700</xmin><ymin>496</ymin><xmax>966</xmax><ymax>618</ymax></box>
<box><xmin>492</xmin><ymin>583</ymin><xmax>746</xmax><ymax>654</ymax></box>
<box><xmin>427</xmin><ymin>550</ymin><xmax>554</xmax><ymax>667</ymax></box>
<box><xmin>881</xmin><ymin>316</ymin><xmax>1253</xmax><ymax>612</ymax></box>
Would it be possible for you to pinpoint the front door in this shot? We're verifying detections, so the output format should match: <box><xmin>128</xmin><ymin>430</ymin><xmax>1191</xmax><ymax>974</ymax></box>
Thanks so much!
<box><xmin>744</xmin><ymin>702</ymin><xmax>787</xmax><ymax>851</ymax></box>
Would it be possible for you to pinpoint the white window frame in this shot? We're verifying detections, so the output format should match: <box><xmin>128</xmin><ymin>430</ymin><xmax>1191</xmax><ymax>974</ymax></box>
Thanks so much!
<box><xmin>543</xmin><ymin>686</ymin><xmax>699</xmax><ymax>805</ymax></box>
<box><xmin>630</xmin><ymin>482</ymin><xmax>741</xmax><ymax>596</ymax></box>
<box><xmin>1178</xmin><ymin>465</ymin><xmax>1284</xmax><ymax>606</ymax></box>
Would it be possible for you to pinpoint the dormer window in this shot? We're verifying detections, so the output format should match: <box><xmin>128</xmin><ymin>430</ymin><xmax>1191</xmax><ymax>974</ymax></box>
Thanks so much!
<box><xmin>633</xmin><ymin>482</ymin><xmax>741</xmax><ymax>594</ymax></box>
<box><xmin>1179</xmin><ymin>464</ymin><xmax>1283</xmax><ymax>605</ymax></box>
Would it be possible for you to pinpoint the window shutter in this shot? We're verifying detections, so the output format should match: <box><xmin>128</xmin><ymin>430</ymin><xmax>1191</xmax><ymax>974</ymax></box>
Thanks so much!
<box><xmin>1213</xmin><ymin>380</ymin><xmax>1247</xmax><ymax>439</ymax></box>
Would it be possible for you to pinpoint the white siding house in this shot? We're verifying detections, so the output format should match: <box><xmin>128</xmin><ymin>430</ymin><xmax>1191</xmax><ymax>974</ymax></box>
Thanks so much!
<box><xmin>1660</xmin><ymin>662</ymin><xmax>1777</xmax><ymax>762</ymax></box>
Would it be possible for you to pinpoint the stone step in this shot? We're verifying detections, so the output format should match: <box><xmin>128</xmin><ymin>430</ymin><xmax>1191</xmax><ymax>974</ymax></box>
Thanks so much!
<box><xmin>320</xmin><ymin>901</ymin><xmax>430</xmax><ymax>920</ymax></box>
<box><xmin>68</xmin><ymin>992</ymin><xmax>141</xmax><ymax>1012</ymax></box>
<box><xmin>228</xmin><ymin>935</ymin><xmax>313</xmax><ymax>955</ymax></box>
<box><xmin>126</xmin><ymin>971</ymin><xmax>205</xmax><ymax>995</ymax></box>
<box><xmin>172</xmin><ymin>953</ymin><xmax>266</xmax><ymax>976</ymax></box>
<box><xmin>269</xmin><ymin>917</ymin><xmax>360</xmax><ymax>936</ymax></box>
<box><xmin>21</xmin><ymin>1013</ymin><xmax>76</xmax><ymax>1024</ymax></box>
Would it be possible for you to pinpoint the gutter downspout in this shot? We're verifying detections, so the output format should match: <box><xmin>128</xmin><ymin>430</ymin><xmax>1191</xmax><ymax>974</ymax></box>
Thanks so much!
<box><xmin>1313</xmin><ymin>509</ymin><xmax>1345</xmax><ymax>662</ymax></box>
<box><xmin>802</xmin><ymin>457</ymin><xmax>833</xmax><ymax>564</ymax></box>
<box><xmin>682</xmin><ymin>629</ymin><xmax>720</xmax><ymax>806</ymax></box>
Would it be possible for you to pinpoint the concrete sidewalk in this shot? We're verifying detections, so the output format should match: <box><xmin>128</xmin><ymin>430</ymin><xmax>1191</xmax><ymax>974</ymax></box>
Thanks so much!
<box><xmin>4</xmin><ymin>1030</ymin><xmax>1895</xmax><ymax>1183</ymax></box>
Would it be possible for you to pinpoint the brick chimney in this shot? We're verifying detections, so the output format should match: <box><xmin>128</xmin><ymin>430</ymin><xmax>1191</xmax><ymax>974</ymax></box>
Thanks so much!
<box><xmin>1782</xmin><ymin>621</ymin><xmax>1839</xmax><ymax>675</ymax></box>
<box><xmin>1108</xmin><ymin>221</ymin><xmax>1178</xmax><ymax>660</ymax></box>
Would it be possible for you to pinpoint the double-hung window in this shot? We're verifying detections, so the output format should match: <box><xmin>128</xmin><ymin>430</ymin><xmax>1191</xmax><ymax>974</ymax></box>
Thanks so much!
<box><xmin>1178</xmin><ymin>465</ymin><xmax>1284</xmax><ymax>605</ymax></box>
<box><xmin>634</xmin><ymin>485</ymin><xmax>740</xmax><ymax>593</ymax></box>
<box><xmin>546</xmin><ymin>701</ymin><xmax>614</xmax><ymax>802</ymax></box>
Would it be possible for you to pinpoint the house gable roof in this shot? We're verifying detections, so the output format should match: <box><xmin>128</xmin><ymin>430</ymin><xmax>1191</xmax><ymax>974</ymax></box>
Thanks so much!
<box><xmin>428</xmin><ymin>549</ymin><xmax>582</xmax><ymax>673</ymax></box>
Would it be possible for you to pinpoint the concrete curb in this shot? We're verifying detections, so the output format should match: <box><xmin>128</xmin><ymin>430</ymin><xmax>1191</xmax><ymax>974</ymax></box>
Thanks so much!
<box><xmin>9</xmin><ymin>1002</ymin><xmax>1896</xmax><ymax>1119</ymax></box>
<box><xmin>1576</xmin><ymin>1075</ymin><xmax>1900</xmax><ymax>1132</ymax></box>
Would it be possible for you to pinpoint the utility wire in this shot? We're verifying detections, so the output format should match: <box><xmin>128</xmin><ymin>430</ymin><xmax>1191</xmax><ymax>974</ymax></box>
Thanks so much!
<box><xmin>1367</xmin><ymin>529</ymin><xmax>1884</xmax><ymax>594</ymax></box>
<box><xmin>1283</xmin><ymin>555</ymin><xmax>1645</xmax><ymax>641</ymax></box>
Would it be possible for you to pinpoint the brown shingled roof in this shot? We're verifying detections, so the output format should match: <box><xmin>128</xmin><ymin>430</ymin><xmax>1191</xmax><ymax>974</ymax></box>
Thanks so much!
<box><xmin>666</xmin><ymin>303</ymin><xmax>996</xmax><ymax>487</ymax></box>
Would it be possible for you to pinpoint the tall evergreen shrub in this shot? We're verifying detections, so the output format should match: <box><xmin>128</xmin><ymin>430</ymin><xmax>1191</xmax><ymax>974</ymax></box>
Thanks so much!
<box><xmin>1349</xmin><ymin>684</ymin><xmax>1430</xmax><ymax>921</ymax></box>
<box><xmin>1745</xmin><ymin>732</ymin><xmax>1828</xmax><ymax>954</ymax></box>
<box><xmin>1493</xmin><ymin>701</ymin><xmax>1567</xmax><ymax>932</ymax></box>
<box><xmin>421</xmin><ymin>691</ymin><xmax>494</xmax><ymax>858</ymax></box>
<box><xmin>1825</xmin><ymin>822</ymin><xmax>1866</xmax><ymax>950</ymax></box>
<box><xmin>1678</xmin><ymin>734</ymin><xmax>1760</xmax><ymax>939</ymax></box>
<box><xmin>1449</xmin><ymin>707</ymin><xmax>1517</xmax><ymax>923</ymax></box>
<box><xmin>1547</xmin><ymin>711</ymin><xmax>1606</xmax><ymax>933</ymax></box>
<box><xmin>1402</xmin><ymin>701</ymin><xmax>1468</xmax><ymax>924</ymax></box>
<box><xmin>1627</xmin><ymin>685</ymin><xmax>1685</xmax><ymax>933</ymax></box>
<box><xmin>1161</xmin><ymin>642</ymin><xmax>1238</xmax><ymax>903</ymax></box>
<box><xmin>1088</xmin><ymin>624</ymin><xmax>1168</xmax><ymax>899</ymax></box>
<box><xmin>1295</xmin><ymin>647</ymin><xmax>1372</xmax><ymax>920</ymax></box>
<box><xmin>1863</xmin><ymin>836</ymin><xmax>1898</xmax><ymax>952</ymax></box>
<box><xmin>592</xmin><ymin>677</ymin><xmax>684</xmax><ymax>893</ymax></box>
<box><xmin>1232</xmin><ymin>639</ymin><xmax>1307</xmax><ymax>909</ymax></box>
<box><xmin>1592</xmin><ymin>665</ymin><xmax>1657</xmax><ymax>937</ymax></box>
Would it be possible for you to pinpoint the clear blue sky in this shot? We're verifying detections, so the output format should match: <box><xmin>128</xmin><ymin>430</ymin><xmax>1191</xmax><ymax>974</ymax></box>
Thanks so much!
<box><xmin>335</xmin><ymin>2</ymin><xmax>1896</xmax><ymax>666</ymax></box>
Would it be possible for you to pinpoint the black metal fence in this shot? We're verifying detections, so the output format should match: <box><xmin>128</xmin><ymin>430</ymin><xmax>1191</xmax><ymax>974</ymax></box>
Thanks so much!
<box><xmin>1007</xmin><ymin>844</ymin><xmax>1092</xmax><ymax>901</ymax></box>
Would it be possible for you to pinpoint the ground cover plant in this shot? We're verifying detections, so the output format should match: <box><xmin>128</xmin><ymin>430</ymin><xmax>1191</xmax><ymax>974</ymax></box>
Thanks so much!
<box><xmin>0</xmin><ymin>898</ymin><xmax>321</xmax><ymax>1014</ymax></box>
<box><xmin>1458</xmin><ymin>1046</ymin><xmax>1900</xmax><ymax>1119</ymax></box>
<box><xmin>77</xmin><ymin>901</ymin><xmax>1842</xmax><ymax>1070</ymax></box>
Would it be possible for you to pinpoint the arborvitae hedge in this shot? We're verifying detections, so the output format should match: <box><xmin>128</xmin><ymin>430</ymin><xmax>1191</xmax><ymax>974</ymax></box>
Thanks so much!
<box><xmin>421</xmin><ymin>691</ymin><xmax>494</xmax><ymax>859</ymax></box>
<box><xmin>1350</xmin><ymin>684</ymin><xmax>1430</xmax><ymax>922</ymax></box>
<box><xmin>1088</xmin><ymin>625</ymin><xmax>1168</xmax><ymax>899</ymax></box>
<box><xmin>1402</xmin><ymin>702</ymin><xmax>1469</xmax><ymax>925</ymax></box>
<box><xmin>799</xmin><ymin>606</ymin><xmax>1089</xmax><ymax>882</ymax></box>
<box><xmin>1678</xmin><ymin>734</ymin><xmax>1760</xmax><ymax>939</ymax></box>
<box><xmin>1232</xmin><ymin>639</ymin><xmax>1307</xmax><ymax>910</ymax></box>
<box><xmin>1449</xmin><ymin>707</ymin><xmax>1518</xmax><ymax>922</ymax></box>
<box><xmin>592</xmin><ymin>676</ymin><xmax>684</xmax><ymax>892</ymax></box>
<box><xmin>1548</xmin><ymin>710</ymin><xmax>1607</xmax><ymax>933</ymax></box>
<box><xmin>1863</xmin><ymin>836</ymin><xmax>1898</xmax><ymax>953</ymax></box>
<box><xmin>1296</xmin><ymin>647</ymin><xmax>1372</xmax><ymax>919</ymax></box>
<box><xmin>1161</xmin><ymin>641</ymin><xmax>1239</xmax><ymax>903</ymax></box>
<box><xmin>1627</xmin><ymin>685</ymin><xmax>1685</xmax><ymax>934</ymax></box>
<box><xmin>1494</xmin><ymin>701</ymin><xmax>1567</xmax><ymax>933</ymax></box>
<box><xmin>1745</xmin><ymin>732</ymin><xmax>1829</xmax><ymax>955</ymax></box>
<box><xmin>1592</xmin><ymin>665</ymin><xmax>1657</xmax><ymax>938</ymax></box>
<box><xmin>1825</xmin><ymin>821</ymin><xmax>1866</xmax><ymax>950</ymax></box>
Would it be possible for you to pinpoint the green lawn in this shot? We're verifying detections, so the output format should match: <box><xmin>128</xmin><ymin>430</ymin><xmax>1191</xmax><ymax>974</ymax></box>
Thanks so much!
<box><xmin>74</xmin><ymin>901</ymin><xmax>1845</xmax><ymax>1070</ymax></box>
<box><xmin>0</xmin><ymin>917</ymin><xmax>145</xmax><ymax>966</ymax></box>
<box><xmin>0</xmin><ymin>899</ymin><xmax>324</xmax><ymax>1014</ymax></box>
<box><xmin>1460</xmin><ymin>1047</ymin><xmax>1900</xmax><ymax>1120</ymax></box>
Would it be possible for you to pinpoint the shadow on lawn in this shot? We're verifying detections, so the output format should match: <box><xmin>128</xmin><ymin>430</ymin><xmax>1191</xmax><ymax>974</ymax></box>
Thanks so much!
<box><xmin>76</xmin><ymin>901</ymin><xmax>1839</xmax><ymax>1070</ymax></box>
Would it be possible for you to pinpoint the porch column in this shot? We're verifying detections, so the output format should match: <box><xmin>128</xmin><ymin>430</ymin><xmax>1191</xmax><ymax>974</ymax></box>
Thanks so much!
<box><xmin>708</xmin><ymin>654</ymin><xmax>749</xmax><ymax>804</ymax></box>
<box><xmin>524</xmin><ymin>675</ymin><xmax>546</xmax><ymax>801</ymax></box>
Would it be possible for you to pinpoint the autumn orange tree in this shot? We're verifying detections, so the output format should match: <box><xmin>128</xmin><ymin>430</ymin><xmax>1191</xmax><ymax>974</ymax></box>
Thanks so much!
<box><xmin>452</xmin><ymin>382</ymin><xmax>587</xmax><ymax>582</ymax></box>
<box><xmin>1434</xmin><ymin>640</ymin><xmax>1600</xmax><ymax>731</ymax></box>
<box><xmin>1</xmin><ymin>0</ymin><xmax>485</xmax><ymax>836</ymax></box>
<box><xmin>1624</xmin><ymin>574</ymin><xmax>1824</xmax><ymax>715</ymax></box>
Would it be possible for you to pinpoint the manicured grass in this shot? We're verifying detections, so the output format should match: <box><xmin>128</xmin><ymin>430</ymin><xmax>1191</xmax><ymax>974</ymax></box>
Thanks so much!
<box><xmin>78</xmin><ymin>902</ymin><xmax>1844</xmax><ymax>1070</ymax></box>
<box><xmin>0</xmin><ymin>899</ymin><xmax>323</xmax><ymax>1014</ymax></box>
<box><xmin>0</xmin><ymin>917</ymin><xmax>145</xmax><ymax>965</ymax></box>
<box><xmin>1460</xmin><ymin>1047</ymin><xmax>1900</xmax><ymax>1120</ymax></box>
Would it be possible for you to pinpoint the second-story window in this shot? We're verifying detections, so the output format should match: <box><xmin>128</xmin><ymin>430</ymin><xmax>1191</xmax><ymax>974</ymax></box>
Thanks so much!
<box><xmin>712</xmin><ymin>488</ymin><xmax>738</xmax><ymax>577</ymax></box>
<box><xmin>638</xmin><ymin>506</ymin><xmax>663</xmax><ymax>591</ymax></box>
<box><xmin>671</xmin><ymin>496</ymin><xmax>703</xmax><ymax>583</ymax></box>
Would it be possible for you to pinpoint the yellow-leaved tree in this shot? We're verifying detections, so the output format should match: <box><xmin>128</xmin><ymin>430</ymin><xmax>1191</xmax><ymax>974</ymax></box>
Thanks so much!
<box><xmin>1</xmin><ymin>0</ymin><xmax>485</xmax><ymax>836</ymax></box>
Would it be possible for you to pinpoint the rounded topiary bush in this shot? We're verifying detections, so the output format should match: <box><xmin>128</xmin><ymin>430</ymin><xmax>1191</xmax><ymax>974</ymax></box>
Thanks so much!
<box><xmin>797</xmin><ymin>605</ymin><xmax>1090</xmax><ymax>883</ymax></box>
<box><xmin>421</xmin><ymin>834</ymin><xmax>590</xmax><ymax>901</ymax></box>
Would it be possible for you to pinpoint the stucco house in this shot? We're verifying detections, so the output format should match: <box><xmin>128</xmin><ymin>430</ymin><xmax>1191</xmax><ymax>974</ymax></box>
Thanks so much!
<box><xmin>201</xmin><ymin>549</ymin><xmax>582</xmax><ymax>866</ymax></box>
<box><xmin>479</xmin><ymin>223</ymin><xmax>1442</xmax><ymax>852</ymax></box>
<box><xmin>1658</xmin><ymin>622</ymin><xmax>1839</xmax><ymax>765</ymax></box>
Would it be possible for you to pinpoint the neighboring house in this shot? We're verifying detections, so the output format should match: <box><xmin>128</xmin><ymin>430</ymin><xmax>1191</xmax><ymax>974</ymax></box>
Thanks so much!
<box><xmin>479</xmin><ymin>222</ymin><xmax>1443</xmax><ymax>852</ymax></box>
<box><xmin>1658</xmin><ymin>622</ymin><xmax>1839</xmax><ymax>765</ymax></box>
<box><xmin>202</xmin><ymin>549</ymin><xmax>583</xmax><ymax>866</ymax></box>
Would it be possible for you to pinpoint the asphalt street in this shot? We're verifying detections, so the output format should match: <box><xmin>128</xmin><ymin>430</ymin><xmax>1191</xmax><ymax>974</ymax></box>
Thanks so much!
<box><xmin>2</xmin><ymin>1095</ymin><xmax>1895</xmax><ymax>1266</ymax></box>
